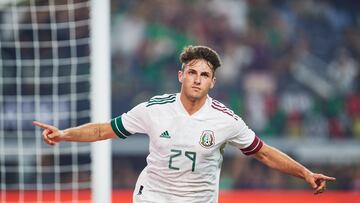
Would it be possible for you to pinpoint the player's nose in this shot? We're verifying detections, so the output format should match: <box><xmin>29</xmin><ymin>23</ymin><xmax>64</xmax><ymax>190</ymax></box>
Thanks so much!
<box><xmin>194</xmin><ymin>74</ymin><xmax>201</xmax><ymax>84</ymax></box>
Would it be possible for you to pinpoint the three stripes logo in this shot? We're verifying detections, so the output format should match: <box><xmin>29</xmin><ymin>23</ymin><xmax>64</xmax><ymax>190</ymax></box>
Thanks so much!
<box><xmin>160</xmin><ymin>130</ymin><xmax>171</xmax><ymax>139</ymax></box>
<box><xmin>146</xmin><ymin>94</ymin><xmax>176</xmax><ymax>107</ymax></box>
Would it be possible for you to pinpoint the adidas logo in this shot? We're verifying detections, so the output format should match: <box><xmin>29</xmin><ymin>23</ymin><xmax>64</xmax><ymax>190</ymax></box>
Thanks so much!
<box><xmin>160</xmin><ymin>130</ymin><xmax>171</xmax><ymax>138</ymax></box>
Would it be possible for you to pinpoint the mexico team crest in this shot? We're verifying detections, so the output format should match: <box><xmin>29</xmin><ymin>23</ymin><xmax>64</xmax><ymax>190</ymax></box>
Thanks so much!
<box><xmin>199</xmin><ymin>130</ymin><xmax>215</xmax><ymax>148</ymax></box>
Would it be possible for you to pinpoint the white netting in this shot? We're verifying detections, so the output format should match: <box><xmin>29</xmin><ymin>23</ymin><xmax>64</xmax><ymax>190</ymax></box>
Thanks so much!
<box><xmin>0</xmin><ymin>0</ymin><xmax>92</xmax><ymax>202</ymax></box>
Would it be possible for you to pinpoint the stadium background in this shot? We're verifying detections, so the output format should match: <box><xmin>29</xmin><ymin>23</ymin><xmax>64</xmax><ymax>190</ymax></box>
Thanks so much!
<box><xmin>110</xmin><ymin>0</ymin><xmax>360</xmax><ymax>192</ymax></box>
<box><xmin>1</xmin><ymin>0</ymin><xmax>360</xmax><ymax>202</ymax></box>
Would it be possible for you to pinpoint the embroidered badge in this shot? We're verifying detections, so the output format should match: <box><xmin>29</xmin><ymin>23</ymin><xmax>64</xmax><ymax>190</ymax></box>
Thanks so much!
<box><xmin>199</xmin><ymin>130</ymin><xmax>215</xmax><ymax>148</ymax></box>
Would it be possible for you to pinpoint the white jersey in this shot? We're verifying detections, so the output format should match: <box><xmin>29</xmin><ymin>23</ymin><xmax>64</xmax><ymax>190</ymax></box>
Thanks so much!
<box><xmin>111</xmin><ymin>93</ymin><xmax>263</xmax><ymax>203</ymax></box>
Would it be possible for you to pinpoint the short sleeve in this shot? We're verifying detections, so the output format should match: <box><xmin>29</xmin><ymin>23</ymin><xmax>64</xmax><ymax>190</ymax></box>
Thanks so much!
<box><xmin>110</xmin><ymin>102</ymin><xmax>148</xmax><ymax>139</ymax></box>
<box><xmin>228</xmin><ymin>118</ymin><xmax>263</xmax><ymax>156</ymax></box>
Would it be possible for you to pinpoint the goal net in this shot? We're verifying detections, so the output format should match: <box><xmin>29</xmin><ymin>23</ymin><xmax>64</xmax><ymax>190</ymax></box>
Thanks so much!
<box><xmin>0</xmin><ymin>0</ymin><xmax>100</xmax><ymax>202</ymax></box>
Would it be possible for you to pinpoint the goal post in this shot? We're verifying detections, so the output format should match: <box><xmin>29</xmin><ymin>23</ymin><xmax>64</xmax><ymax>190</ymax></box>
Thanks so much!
<box><xmin>90</xmin><ymin>0</ymin><xmax>112</xmax><ymax>202</ymax></box>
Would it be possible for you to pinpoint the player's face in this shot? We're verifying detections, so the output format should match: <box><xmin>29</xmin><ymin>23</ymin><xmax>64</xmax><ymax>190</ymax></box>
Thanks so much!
<box><xmin>178</xmin><ymin>59</ymin><xmax>216</xmax><ymax>101</ymax></box>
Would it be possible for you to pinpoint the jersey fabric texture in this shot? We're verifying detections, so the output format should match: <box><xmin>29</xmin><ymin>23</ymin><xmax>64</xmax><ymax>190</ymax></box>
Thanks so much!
<box><xmin>111</xmin><ymin>93</ymin><xmax>263</xmax><ymax>203</ymax></box>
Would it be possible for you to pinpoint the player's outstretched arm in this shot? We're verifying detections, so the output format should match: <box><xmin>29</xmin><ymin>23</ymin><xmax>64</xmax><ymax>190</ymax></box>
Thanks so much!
<box><xmin>32</xmin><ymin>121</ymin><xmax>116</xmax><ymax>145</ymax></box>
<box><xmin>253</xmin><ymin>143</ymin><xmax>336</xmax><ymax>195</ymax></box>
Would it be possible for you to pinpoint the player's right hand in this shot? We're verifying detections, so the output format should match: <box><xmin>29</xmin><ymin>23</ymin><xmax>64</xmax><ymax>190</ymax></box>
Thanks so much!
<box><xmin>32</xmin><ymin>121</ymin><xmax>64</xmax><ymax>146</ymax></box>
<box><xmin>304</xmin><ymin>172</ymin><xmax>336</xmax><ymax>195</ymax></box>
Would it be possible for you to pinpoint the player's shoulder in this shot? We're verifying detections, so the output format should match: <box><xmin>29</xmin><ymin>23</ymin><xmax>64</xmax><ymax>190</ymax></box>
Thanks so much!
<box><xmin>145</xmin><ymin>93</ymin><xmax>177</xmax><ymax>108</ymax></box>
<box><xmin>209</xmin><ymin>97</ymin><xmax>240</xmax><ymax>121</ymax></box>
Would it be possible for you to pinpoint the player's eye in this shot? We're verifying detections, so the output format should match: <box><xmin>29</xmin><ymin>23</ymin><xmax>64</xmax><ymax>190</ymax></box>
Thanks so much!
<box><xmin>201</xmin><ymin>73</ymin><xmax>210</xmax><ymax>78</ymax></box>
<box><xmin>188</xmin><ymin>70</ymin><xmax>196</xmax><ymax>75</ymax></box>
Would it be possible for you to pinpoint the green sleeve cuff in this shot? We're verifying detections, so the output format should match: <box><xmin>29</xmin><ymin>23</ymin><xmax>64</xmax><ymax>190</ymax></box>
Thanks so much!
<box><xmin>110</xmin><ymin>116</ymin><xmax>132</xmax><ymax>139</ymax></box>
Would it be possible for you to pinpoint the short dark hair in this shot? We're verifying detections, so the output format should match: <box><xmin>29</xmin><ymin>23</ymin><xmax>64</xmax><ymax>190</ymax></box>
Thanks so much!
<box><xmin>179</xmin><ymin>45</ymin><xmax>221</xmax><ymax>75</ymax></box>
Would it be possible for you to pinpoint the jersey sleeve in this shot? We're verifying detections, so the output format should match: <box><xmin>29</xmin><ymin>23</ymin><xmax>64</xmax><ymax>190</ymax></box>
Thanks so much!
<box><xmin>227</xmin><ymin>118</ymin><xmax>263</xmax><ymax>156</ymax></box>
<box><xmin>110</xmin><ymin>102</ymin><xmax>149</xmax><ymax>139</ymax></box>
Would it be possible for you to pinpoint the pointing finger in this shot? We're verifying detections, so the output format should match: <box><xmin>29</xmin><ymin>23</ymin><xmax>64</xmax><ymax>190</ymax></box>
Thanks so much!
<box><xmin>33</xmin><ymin>121</ymin><xmax>57</xmax><ymax>131</ymax></box>
<box><xmin>315</xmin><ymin>174</ymin><xmax>336</xmax><ymax>181</ymax></box>
<box><xmin>321</xmin><ymin>175</ymin><xmax>336</xmax><ymax>181</ymax></box>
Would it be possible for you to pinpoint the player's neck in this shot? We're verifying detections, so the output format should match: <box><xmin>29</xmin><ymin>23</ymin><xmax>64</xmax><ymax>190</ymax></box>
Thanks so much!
<box><xmin>179</xmin><ymin>93</ymin><xmax>207</xmax><ymax>116</ymax></box>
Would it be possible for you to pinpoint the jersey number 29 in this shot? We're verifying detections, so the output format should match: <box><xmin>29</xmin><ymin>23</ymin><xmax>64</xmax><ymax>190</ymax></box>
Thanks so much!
<box><xmin>168</xmin><ymin>149</ymin><xmax>196</xmax><ymax>172</ymax></box>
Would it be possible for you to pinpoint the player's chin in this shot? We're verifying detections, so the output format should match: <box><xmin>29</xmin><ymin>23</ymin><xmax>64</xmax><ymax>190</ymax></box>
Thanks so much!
<box><xmin>190</xmin><ymin>92</ymin><xmax>206</xmax><ymax>100</ymax></box>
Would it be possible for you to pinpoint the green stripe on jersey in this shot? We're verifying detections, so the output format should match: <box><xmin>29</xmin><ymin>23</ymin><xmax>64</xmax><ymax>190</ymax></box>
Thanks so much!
<box><xmin>147</xmin><ymin>94</ymin><xmax>176</xmax><ymax>107</ymax></box>
<box><xmin>146</xmin><ymin>99</ymin><xmax>176</xmax><ymax>107</ymax></box>
<box><xmin>148</xmin><ymin>94</ymin><xmax>176</xmax><ymax>102</ymax></box>
<box><xmin>110</xmin><ymin>116</ymin><xmax>131</xmax><ymax>139</ymax></box>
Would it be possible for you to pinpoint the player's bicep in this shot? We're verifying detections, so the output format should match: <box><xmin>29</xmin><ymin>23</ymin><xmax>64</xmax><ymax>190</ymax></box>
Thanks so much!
<box><xmin>110</xmin><ymin>102</ymin><xmax>149</xmax><ymax>139</ymax></box>
<box><xmin>227</xmin><ymin>118</ymin><xmax>263</xmax><ymax>156</ymax></box>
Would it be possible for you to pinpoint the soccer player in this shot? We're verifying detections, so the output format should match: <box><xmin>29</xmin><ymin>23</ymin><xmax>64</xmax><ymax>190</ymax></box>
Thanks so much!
<box><xmin>33</xmin><ymin>45</ymin><xmax>335</xmax><ymax>203</ymax></box>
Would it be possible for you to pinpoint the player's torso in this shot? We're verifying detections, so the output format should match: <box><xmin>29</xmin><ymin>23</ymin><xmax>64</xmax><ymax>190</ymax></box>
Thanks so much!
<box><xmin>147</xmin><ymin>111</ymin><xmax>226</xmax><ymax>174</ymax></box>
<box><xmin>137</xmin><ymin>94</ymin><xmax>232</xmax><ymax>202</ymax></box>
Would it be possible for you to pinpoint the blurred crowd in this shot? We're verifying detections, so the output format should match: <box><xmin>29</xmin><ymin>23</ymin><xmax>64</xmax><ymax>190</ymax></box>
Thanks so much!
<box><xmin>111</xmin><ymin>0</ymin><xmax>360</xmax><ymax>139</ymax></box>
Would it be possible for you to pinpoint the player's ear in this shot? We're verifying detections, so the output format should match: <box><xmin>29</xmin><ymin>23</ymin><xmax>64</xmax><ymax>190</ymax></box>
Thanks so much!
<box><xmin>178</xmin><ymin>70</ymin><xmax>184</xmax><ymax>83</ymax></box>
<box><xmin>210</xmin><ymin>76</ymin><xmax>216</xmax><ymax>89</ymax></box>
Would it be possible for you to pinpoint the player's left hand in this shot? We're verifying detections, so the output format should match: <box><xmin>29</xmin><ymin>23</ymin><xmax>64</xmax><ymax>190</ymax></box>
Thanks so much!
<box><xmin>305</xmin><ymin>172</ymin><xmax>336</xmax><ymax>195</ymax></box>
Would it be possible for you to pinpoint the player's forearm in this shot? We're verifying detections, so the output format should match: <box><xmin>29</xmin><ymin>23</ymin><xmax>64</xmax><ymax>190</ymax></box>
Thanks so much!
<box><xmin>254</xmin><ymin>144</ymin><xmax>312</xmax><ymax>180</ymax></box>
<box><xmin>62</xmin><ymin>123</ymin><xmax>114</xmax><ymax>142</ymax></box>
